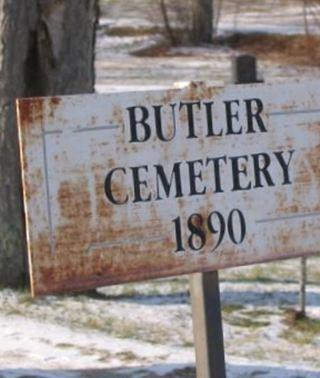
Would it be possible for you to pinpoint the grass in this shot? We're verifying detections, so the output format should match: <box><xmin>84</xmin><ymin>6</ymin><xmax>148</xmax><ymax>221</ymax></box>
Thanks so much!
<box><xmin>227</xmin><ymin>316</ymin><xmax>270</xmax><ymax>328</ymax></box>
<box><xmin>121</xmin><ymin>26</ymin><xmax>320</xmax><ymax>68</ymax></box>
<box><xmin>117</xmin><ymin>323</ymin><xmax>139</xmax><ymax>339</ymax></box>
<box><xmin>218</xmin><ymin>33</ymin><xmax>320</xmax><ymax>67</ymax></box>
<box><xmin>166</xmin><ymin>367</ymin><xmax>195</xmax><ymax>377</ymax></box>
<box><xmin>243</xmin><ymin>309</ymin><xmax>277</xmax><ymax>317</ymax></box>
<box><xmin>55</xmin><ymin>342</ymin><xmax>75</xmax><ymax>349</ymax></box>
<box><xmin>309</xmin><ymin>269</ymin><xmax>320</xmax><ymax>284</ymax></box>
<box><xmin>106</xmin><ymin>25</ymin><xmax>162</xmax><ymax>37</ymax></box>
<box><xmin>281</xmin><ymin>310</ymin><xmax>320</xmax><ymax>345</ymax></box>
<box><xmin>18</xmin><ymin>293</ymin><xmax>37</xmax><ymax>306</ymax></box>
<box><xmin>223</xmin><ymin>306</ymin><xmax>272</xmax><ymax>328</ymax></box>
<box><xmin>222</xmin><ymin>304</ymin><xmax>245</xmax><ymax>314</ymax></box>
<box><xmin>79</xmin><ymin>317</ymin><xmax>102</xmax><ymax>330</ymax></box>
<box><xmin>182</xmin><ymin>340</ymin><xmax>194</xmax><ymax>348</ymax></box>
<box><xmin>77</xmin><ymin>345</ymin><xmax>111</xmax><ymax>360</ymax></box>
<box><xmin>99</xmin><ymin>277</ymin><xmax>189</xmax><ymax>299</ymax></box>
<box><xmin>4</xmin><ymin>308</ymin><xmax>24</xmax><ymax>316</ymax></box>
<box><xmin>220</xmin><ymin>263</ymin><xmax>288</xmax><ymax>283</ymax></box>
<box><xmin>79</xmin><ymin>314</ymin><xmax>171</xmax><ymax>344</ymax></box>
<box><xmin>116</xmin><ymin>350</ymin><xmax>139</xmax><ymax>362</ymax></box>
<box><xmin>220</xmin><ymin>256</ymin><xmax>320</xmax><ymax>284</ymax></box>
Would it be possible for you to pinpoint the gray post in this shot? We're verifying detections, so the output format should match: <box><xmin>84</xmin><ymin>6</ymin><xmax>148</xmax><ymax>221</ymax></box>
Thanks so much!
<box><xmin>299</xmin><ymin>257</ymin><xmax>307</xmax><ymax>317</ymax></box>
<box><xmin>190</xmin><ymin>272</ymin><xmax>226</xmax><ymax>378</ymax></box>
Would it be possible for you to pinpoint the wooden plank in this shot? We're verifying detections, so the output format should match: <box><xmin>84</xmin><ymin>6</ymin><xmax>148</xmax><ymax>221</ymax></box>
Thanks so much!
<box><xmin>16</xmin><ymin>80</ymin><xmax>320</xmax><ymax>295</ymax></box>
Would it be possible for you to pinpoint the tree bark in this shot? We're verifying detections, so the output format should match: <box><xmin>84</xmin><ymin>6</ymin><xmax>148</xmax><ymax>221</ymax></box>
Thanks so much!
<box><xmin>192</xmin><ymin>0</ymin><xmax>213</xmax><ymax>44</ymax></box>
<box><xmin>159</xmin><ymin>0</ymin><xmax>177</xmax><ymax>46</ymax></box>
<box><xmin>0</xmin><ymin>0</ymin><xmax>99</xmax><ymax>287</ymax></box>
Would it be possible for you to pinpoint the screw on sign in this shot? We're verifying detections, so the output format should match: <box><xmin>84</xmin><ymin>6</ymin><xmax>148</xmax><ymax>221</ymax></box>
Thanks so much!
<box><xmin>16</xmin><ymin>80</ymin><xmax>320</xmax><ymax>297</ymax></box>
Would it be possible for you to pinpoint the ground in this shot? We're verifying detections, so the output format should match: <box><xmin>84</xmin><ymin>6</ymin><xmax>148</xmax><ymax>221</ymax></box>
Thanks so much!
<box><xmin>1</xmin><ymin>259</ymin><xmax>320</xmax><ymax>377</ymax></box>
<box><xmin>1</xmin><ymin>0</ymin><xmax>320</xmax><ymax>377</ymax></box>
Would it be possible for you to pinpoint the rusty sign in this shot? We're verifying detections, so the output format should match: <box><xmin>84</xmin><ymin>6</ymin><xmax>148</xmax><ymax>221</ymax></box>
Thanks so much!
<box><xmin>17</xmin><ymin>80</ymin><xmax>320</xmax><ymax>296</ymax></box>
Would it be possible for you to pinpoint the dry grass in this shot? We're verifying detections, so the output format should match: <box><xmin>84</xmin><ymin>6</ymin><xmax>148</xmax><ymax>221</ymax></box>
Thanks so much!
<box><xmin>224</xmin><ymin>33</ymin><xmax>320</xmax><ymax>66</ymax></box>
<box><xmin>132</xmin><ymin>31</ymin><xmax>320</xmax><ymax>67</ymax></box>
<box><xmin>106</xmin><ymin>25</ymin><xmax>162</xmax><ymax>37</ymax></box>
<box><xmin>281</xmin><ymin>309</ymin><xmax>320</xmax><ymax>344</ymax></box>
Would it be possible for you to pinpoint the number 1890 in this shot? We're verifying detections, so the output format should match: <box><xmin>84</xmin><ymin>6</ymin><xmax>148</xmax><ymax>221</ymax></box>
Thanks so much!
<box><xmin>172</xmin><ymin>209</ymin><xmax>246</xmax><ymax>252</ymax></box>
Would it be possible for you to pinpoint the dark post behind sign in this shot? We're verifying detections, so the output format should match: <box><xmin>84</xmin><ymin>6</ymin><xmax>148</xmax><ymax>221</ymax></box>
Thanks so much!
<box><xmin>190</xmin><ymin>54</ymin><xmax>260</xmax><ymax>378</ymax></box>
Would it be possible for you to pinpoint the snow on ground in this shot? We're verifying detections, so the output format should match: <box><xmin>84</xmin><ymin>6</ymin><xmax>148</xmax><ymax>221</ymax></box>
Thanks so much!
<box><xmin>0</xmin><ymin>265</ymin><xmax>320</xmax><ymax>377</ymax></box>
<box><xmin>99</xmin><ymin>0</ymin><xmax>319</xmax><ymax>36</ymax></box>
<box><xmin>1</xmin><ymin>258</ymin><xmax>320</xmax><ymax>377</ymax></box>
<box><xmin>1</xmin><ymin>0</ymin><xmax>320</xmax><ymax>377</ymax></box>
<box><xmin>96</xmin><ymin>0</ymin><xmax>320</xmax><ymax>92</ymax></box>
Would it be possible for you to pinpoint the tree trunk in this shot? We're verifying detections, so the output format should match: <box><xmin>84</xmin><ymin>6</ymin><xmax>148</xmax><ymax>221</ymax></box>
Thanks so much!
<box><xmin>159</xmin><ymin>0</ymin><xmax>177</xmax><ymax>46</ymax></box>
<box><xmin>0</xmin><ymin>0</ymin><xmax>99</xmax><ymax>287</ymax></box>
<box><xmin>192</xmin><ymin>0</ymin><xmax>213</xmax><ymax>44</ymax></box>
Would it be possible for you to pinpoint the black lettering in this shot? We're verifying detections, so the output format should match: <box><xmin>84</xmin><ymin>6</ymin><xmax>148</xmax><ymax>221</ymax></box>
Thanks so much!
<box><xmin>206</xmin><ymin>156</ymin><xmax>227</xmax><ymax>193</ymax></box>
<box><xmin>155</xmin><ymin>163</ymin><xmax>183</xmax><ymax>200</ymax></box>
<box><xmin>131</xmin><ymin>165</ymin><xmax>151</xmax><ymax>203</ymax></box>
<box><xmin>172</xmin><ymin>216</ymin><xmax>185</xmax><ymax>252</ymax></box>
<box><xmin>229</xmin><ymin>155</ymin><xmax>251</xmax><ymax>191</ymax></box>
<box><xmin>208</xmin><ymin>211</ymin><xmax>225</xmax><ymax>251</ymax></box>
<box><xmin>127</xmin><ymin>106</ymin><xmax>151</xmax><ymax>142</ymax></box>
<box><xmin>179</xmin><ymin>101</ymin><xmax>201</xmax><ymax>138</ymax></box>
<box><xmin>224</xmin><ymin>100</ymin><xmax>242</xmax><ymax>135</ymax></box>
<box><xmin>153</xmin><ymin>104</ymin><xmax>176</xmax><ymax>142</ymax></box>
<box><xmin>228</xmin><ymin>209</ymin><xmax>246</xmax><ymax>244</ymax></box>
<box><xmin>104</xmin><ymin>167</ymin><xmax>128</xmax><ymax>205</ymax></box>
<box><xmin>274</xmin><ymin>150</ymin><xmax>295</xmax><ymax>185</ymax></box>
<box><xmin>252</xmin><ymin>153</ymin><xmax>275</xmax><ymax>188</ymax></box>
<box><xmin>187</xmin><ymin>213</ymin><xmax>206</xmax><ymax>251</ymax></box>
<box><xmin>245</xmin><ymin>98</ymin><xmax>267</xmax><ymax>133</ymax></box>
<box><xmin>187</xmin><ymin>159</ymin><xmax>206</xmax><ymax>196</ymax></box>
<box><xmin>204</xmin><ymin>101</ymin><xmax>222</xmax><ymax>137</ymax></box>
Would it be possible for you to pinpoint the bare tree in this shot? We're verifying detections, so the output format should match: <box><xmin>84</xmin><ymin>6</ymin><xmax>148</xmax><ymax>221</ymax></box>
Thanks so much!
<box><xmin>158</xmin><ymin>0</ymin><xmax>215</xmax><ymax>46</ymax></box>
<box><xmin>192</xmin><ymin>0</ymin><xmax>214</xmax><ymax>44</ymax></box>
<box><xmin>0</xmin><ymin>0</ymin><xmax>99</xmax><ymax>287</ymax></box>
<box><xmin>302</xmin><ymin>0</ymin><xmax>320</xmax><ymax>33</ymax></box>
<box><xmin>159</xmin><ymin>0</ymin><xmax>178</xmax><ymax>46</ymax></box>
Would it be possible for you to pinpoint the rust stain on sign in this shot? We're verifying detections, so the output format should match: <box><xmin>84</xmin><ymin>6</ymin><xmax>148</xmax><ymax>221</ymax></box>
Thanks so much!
<box><xmin>16</xmin><ymin>81</ymin><xmax>320</xmax><ymax>296</ymax></box>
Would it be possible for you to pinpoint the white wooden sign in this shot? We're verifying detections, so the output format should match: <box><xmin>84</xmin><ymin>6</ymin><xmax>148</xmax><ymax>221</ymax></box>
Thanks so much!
<box><xmin>17</xmin><ymin>80</ymin><xmax>320</xmax><ymax>295</ymax></box>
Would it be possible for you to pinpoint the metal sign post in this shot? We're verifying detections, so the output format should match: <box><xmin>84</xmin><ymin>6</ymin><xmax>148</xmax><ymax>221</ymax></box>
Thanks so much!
<box><xmin>190</xmin><ymin>272</ymin><xmax>226</xmax><ymax>378</ymax></box>
<box><xmin>190</xmin><ymin>54</ymin><xmax>261</xmax><ymax>378</ymax></box>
